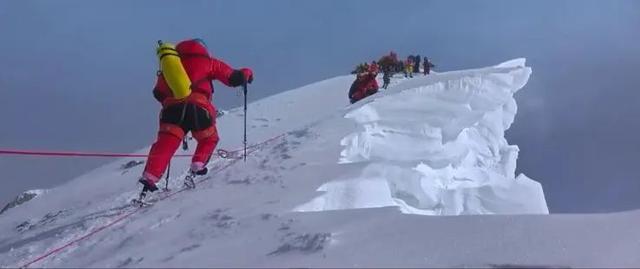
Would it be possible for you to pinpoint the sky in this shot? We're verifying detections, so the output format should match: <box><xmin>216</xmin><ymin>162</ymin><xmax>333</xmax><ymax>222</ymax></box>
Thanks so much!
<box><xmin>1</xmin><ymin>0</ymin><xmax>639</xmax><ymax>213</ymax></box>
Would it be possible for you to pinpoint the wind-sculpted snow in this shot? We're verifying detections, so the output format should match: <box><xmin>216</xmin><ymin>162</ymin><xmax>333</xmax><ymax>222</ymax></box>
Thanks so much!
<box><xmin>296</xmin><ymin>59</ymin><xmax>549</xmax><ymax>215</ymax></box>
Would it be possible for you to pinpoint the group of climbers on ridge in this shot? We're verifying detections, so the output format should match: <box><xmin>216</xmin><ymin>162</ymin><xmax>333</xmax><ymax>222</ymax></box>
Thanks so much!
<box><xmin>349</xmin><ymin>51</ymin><xmax>436</xmax><ymax>104</ymax></box>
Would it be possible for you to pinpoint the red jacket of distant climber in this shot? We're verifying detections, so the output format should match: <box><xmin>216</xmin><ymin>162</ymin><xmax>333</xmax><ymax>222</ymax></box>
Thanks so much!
<box><xmin>349</xmin><ymin>73</ymin><xmax>379</xmax><ymax>104</ymax></box>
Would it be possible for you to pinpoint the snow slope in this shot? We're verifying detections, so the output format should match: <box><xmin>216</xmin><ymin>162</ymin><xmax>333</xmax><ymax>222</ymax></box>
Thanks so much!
<box><xmin>1</xmin><ymin>59</ymin><xmax>638</xmax><ymax>268</ymax></box>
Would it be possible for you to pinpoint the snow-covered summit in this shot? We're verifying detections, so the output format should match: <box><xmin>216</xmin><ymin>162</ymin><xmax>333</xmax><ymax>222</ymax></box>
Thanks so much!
<box><xmin>297</xmin><ymin>58</ymin><xmax>547</xmax><ymax>215</ymax></box>
<box><xmin>3</xmin><ymin>59</ymin><xmax>637</xmax><ymax>268</ymax></box>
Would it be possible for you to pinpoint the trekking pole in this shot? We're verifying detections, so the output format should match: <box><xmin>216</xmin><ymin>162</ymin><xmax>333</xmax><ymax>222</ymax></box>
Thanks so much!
<box><xmin>164</xmin><ymin>160</ymin><xmax>171</xmax><ymax>191</ymax></box>
<box><xmin>243</xmin><ymin>83</ymin><xmax>248</xmax><ymax>162</ymax></box>
<box><xmin>182</xmin><ymin>136</ymin><xmax>189</xmax><ymax>151</ymax></box>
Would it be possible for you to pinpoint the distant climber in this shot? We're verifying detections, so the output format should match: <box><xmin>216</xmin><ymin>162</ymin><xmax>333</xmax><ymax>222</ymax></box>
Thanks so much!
<box><xmin>395</xmin><ymin>59</ymin><xmax>405</xmax><ymax>74</ymax></box>
<box><xmin>382</xmin><ymin>67</ymin><xmax>391</xmax><ymax>89</ymax></box>
<box><xmin>423</xmin><ymin>57</ymin><xmax>435</xmax><ymax>75</ymax></box>
<box><xmin>349</xmin><ymin>72</ymin><xmax>379</xmax><ymax>104</ymax></box>
<box><xmin>378</xmin><ymin>52</ymin><xmax>399</xmax><ymax>76</ymax></box>
<box><xmin>404</xmin><ymin>57</ymin><xmax>414</xmax><ymax>78</ymax></box>
<box><xmin>414</xmin><ymin>54</ymin><xmax>421</xmax><ymax>74</ymax></box>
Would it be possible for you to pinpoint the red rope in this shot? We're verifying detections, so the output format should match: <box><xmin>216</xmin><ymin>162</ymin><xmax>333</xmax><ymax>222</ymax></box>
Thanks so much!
<box><xmin>18</xmin><ymin>134</ymin><xmax>285</xmax><ymax>268</ymax></box>
<box><xmin>1</xmin><ymin>134</ymin><xmax>285</xmax><ymax>158</ymax></box>
<box><xmin>20</xmin><ymin>208</ymin><xmax>142</xmax><ymax>268</ymax></box>
<box><xmin>0</xmin><ymin>150</ymin><xmax>193</xmax><ymax>158</ymax></box>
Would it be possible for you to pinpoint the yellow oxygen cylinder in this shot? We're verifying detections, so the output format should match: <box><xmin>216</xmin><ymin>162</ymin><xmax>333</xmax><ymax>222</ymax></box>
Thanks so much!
<box><xmin>156</xmin><ymin>40</ymin><xmax>191</xmax><ymax>100</ymax></box>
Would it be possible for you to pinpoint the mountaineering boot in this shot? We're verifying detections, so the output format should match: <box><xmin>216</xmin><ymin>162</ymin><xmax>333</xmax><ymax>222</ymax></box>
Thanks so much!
<box><xmin>183</xmin><ymin>167</ymin><xmax>208</xmax><ymax>189</ymax></box>
<box><xmin>137</xmin><ymin>177</ymin><xmax>159</xmax><ymax>200</ymax></box>
<box><xmin>194</xmin><ymin>167</ymin><xmax>208</xmax><ymax>176</ymax></box>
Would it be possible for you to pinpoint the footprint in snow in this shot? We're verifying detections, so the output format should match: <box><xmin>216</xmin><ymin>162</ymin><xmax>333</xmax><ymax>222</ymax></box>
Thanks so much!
<box><xmin>15</xmin><ymin>209</ymin><xmax>72</xmax><ymax>232</ymax></box>
<box><xmin>287</xmin><ymin>129</ymin><xmax>310</xmax><ymax>139</ymax></box>
<box><xmin>117</xmin><ymin>257</ymin><xmax>144</xmax><ymax>268</ymax></box>
<box><xmin>260</xmin><ymin>213</ymin><xmax>278</xmax><ymax>220</ymax></box>
<box><xmin>120</xmin><ymin>160</ymin><xmax>144</xmax><ymax>170</ymax></box>
<box><xmin>268</xmin><ymin>232</ymin><xmax>332</xmax><ymax>256</ymax></box>
<box><xmin>160</xmin><ymin>243</ymin><xmax>203</xmax><ymax>262</ymax></box>
<box><xmin>205</xmin><ymin>208</ymin><xmax>238</xmax><ymax>229</ymax></box>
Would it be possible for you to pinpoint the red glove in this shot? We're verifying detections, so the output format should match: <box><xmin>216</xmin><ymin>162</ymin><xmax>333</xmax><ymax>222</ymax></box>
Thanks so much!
<box><xmin>240</xmin><ymin>68</ymin><xmax>253</xmax><ymax>84</ymax></box>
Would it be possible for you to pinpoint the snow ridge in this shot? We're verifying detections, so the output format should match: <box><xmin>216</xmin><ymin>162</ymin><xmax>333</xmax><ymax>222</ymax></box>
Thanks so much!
<box><xmin>297</xmin><ymin>59</ymin><xmax>548</xmax><ymax>215</ymax></box>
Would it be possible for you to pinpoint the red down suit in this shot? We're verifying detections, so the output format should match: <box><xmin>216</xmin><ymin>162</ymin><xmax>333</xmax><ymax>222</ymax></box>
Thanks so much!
<box><xmin>143</xmin><ymin>39</ymin><xmax>251</xmax><ymax>183</ymax></box>
<box><xmin>348</xmin><ymin>72</ymin><xmax>379</xmax><ymax>104</ymax></box>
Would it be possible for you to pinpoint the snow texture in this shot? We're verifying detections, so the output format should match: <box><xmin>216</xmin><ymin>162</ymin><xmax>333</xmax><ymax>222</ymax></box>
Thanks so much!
<box><xmin>1</xmin><ymin>190</ymin><xmax>46</xmax><ymax>215</ymax></box>
<box><xmin>1</xmin><ymin>59</ymin><xmax>638</xmax><ymax>268</ymax></box>
<box><xmin>296</xmin><ymin>58</ymin><xmax>547</xmax><ymax>215</ymax></box>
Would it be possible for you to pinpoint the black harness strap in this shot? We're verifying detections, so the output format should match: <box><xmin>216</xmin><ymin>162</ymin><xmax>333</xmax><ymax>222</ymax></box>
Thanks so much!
<box><xmin>192</xmin><ymin>104</ymin><xmax>200</xmax><ymax>131</ymax></box>
<box><xmin>179</xmin><ymin>103</ymin><xmax>188</xmax><ymax>126</ymax></box>
<box><xmin>158</xmin><ymin>47</ymin><xmax>180</xmax><ymax>61</ymax></box>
